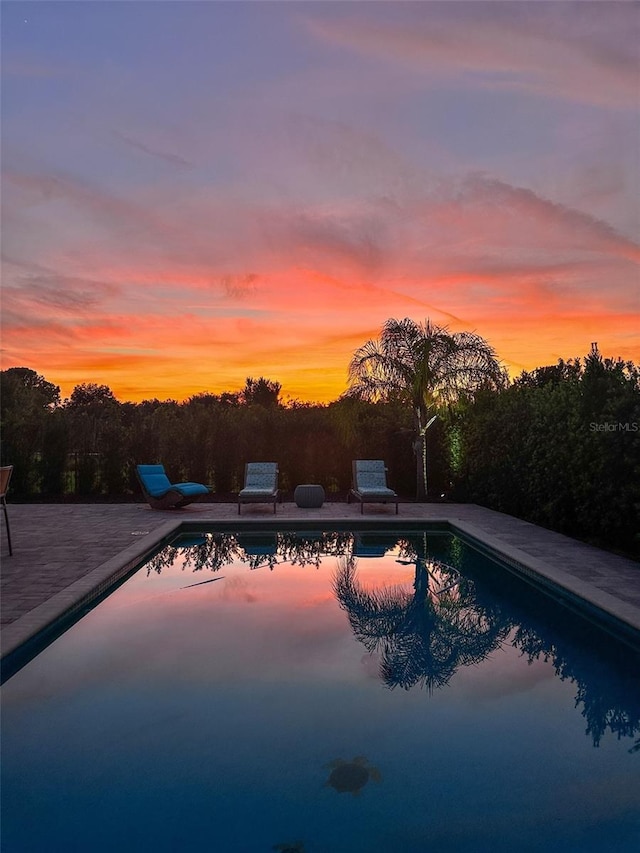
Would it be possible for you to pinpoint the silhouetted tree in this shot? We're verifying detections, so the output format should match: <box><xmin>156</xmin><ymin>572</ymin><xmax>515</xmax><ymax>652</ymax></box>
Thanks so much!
<box><xmin>241</xmin><ymin>376</ymin><xmax>282</xmax><ymax>408</ymax></box>
<box><xmin>66</xmin><ymin>383</ymin><xmax>122</xmax><ymax>494</ymax></box>
<box><xmin>68</xmin><ymin>383</ymin><xmax>117</xmax><ymax>407</ymax></box>
<box><xmin>456</xmin><ymin>349</ymin><xmax>640</xmax><ymax>553</ymax></box>
<box><xmin>0</xmin><ymin>367</ymin><xmax>61</xmax><ymax>494</ymax></box>
<box><xmin>345</xmin><ymin>318</ymin><xmax>506</xmax><ymax>498</ymax></box>
<box><xmin>40</xmin><ymin>409</ymin><xmax>69</xmax><ymax>495</ymax></box>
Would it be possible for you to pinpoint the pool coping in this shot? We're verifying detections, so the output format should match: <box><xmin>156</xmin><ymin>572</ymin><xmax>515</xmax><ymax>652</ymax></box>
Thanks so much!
<box><xmin>450</xmin><ymin>520</ymin><xmax>640</xmax><ymax>649</ymax></box>
<box><xmin>2</xmin><ymin>509</ymin><xmax>639</xmax><ymax>680</ymax></box>
<box><xmin>0</xmin><ymin>519</ymin><xmax>178</xmax><ymax>665</ymax></box>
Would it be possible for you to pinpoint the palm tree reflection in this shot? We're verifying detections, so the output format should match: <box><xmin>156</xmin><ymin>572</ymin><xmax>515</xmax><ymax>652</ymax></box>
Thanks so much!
<box><xmin>334</xmin><ymin>533</ymin><xmax>511</xmax><ymax>692</ymax></box>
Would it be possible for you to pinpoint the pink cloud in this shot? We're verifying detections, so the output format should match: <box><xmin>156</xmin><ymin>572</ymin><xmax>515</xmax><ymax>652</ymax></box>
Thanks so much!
<box><xmin>305</xmin><ymin>3</ymin><xmax>640</xmax><ymax>108</ymax></box>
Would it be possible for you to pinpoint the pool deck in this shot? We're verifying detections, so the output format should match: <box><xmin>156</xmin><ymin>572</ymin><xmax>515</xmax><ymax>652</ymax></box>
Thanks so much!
<box><xmin>1</xmin><ymin>500</ymin><xmax>639</xmax><ymax>662</ymax></box>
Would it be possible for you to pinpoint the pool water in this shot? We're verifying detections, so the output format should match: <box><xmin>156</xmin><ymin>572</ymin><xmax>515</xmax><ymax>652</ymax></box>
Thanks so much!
<box><xmin>2</xmin><ymin>529</ymin><xmax>639</xmax><ymax>852</ymax></box>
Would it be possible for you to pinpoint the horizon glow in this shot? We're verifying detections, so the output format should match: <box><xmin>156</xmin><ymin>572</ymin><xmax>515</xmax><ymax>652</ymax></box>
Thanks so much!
<box><xmin>2</xmin><ymin>1</ymin><xmax>639</xmax><ymax>403</ymax></box>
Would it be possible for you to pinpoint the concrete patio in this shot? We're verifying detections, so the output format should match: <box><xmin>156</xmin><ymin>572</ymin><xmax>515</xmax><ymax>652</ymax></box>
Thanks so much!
<box><xmin>1</xmin><ymin>500</ymin><xmax>639</xmax><ymax>664</ymax></box>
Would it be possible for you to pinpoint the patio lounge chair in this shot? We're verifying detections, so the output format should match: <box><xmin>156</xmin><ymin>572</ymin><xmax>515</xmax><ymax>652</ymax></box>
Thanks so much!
<box><xmin>352</xmin><ymin>532</ymin><xmax>399</xmax><ymax>557</ymax></box>
<box><xmin>136</xmin><ymin>464</ymin><xmax>210</xmax><ymax>510</ymax></box>
<box><xmin>348</xmin><ymin>459</ymin><xmax>399</xmax><ymax>514</ymax></box>
<box><xmin>238</xmin><ymin>462</ymin><xmax>279</xmax><ymax>514</ymax></box>
<box><xmin>236</xmin><ymin>532</ymin><xmax>278</xmax><ymax>556</ymax></box>
<box><xmin>1</xmin><ymin>465</ymin><xmax>13</xmax><ymax>555</ymax></box>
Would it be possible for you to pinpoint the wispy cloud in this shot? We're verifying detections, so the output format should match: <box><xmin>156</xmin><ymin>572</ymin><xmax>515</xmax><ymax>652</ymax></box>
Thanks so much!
<box><xmin>2</xmin><ymin>58</ymin><xmax>72</xmax><ymax>79</ymax></box>
<box><xmin>111</xmin><ymin>130</ymin><xmax>194</xmax><ymax>169</ymax></box>
<box><xmin>305</xmin><ymin>2</ymin><xmax>640</xmax><ymax>108</ymax></box>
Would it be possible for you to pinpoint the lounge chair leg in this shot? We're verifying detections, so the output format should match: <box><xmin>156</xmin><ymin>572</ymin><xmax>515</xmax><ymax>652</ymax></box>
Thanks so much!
<box><xmin>2</xmin><ymin>501</ymin><xmax>12</xmax><ymax>556</ymax></box>
<box><xmin>238</xmin><ymin>502</ymin><xmax>241</xmax><ymax>515</ymax></box>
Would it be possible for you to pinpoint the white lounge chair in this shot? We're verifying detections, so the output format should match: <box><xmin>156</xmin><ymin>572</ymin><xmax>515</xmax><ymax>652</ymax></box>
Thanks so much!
<box><xmin>348</xmin><ymin>460</ymin><xmax>399</xmax><ymax>514</ymax></box>
<box><xmin>238</xmin><ymin>462</ymin><xmax>279</xmax><ymax>514</ymax></box>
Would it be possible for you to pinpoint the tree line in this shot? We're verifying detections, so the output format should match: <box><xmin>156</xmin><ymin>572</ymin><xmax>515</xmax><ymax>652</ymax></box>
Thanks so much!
<box><xmin>452</xmin><ymin>349</ymin><xmax>640</xmax><ymax>556</ymax></box>
<box><xmin>0</xmin><ymin>368</ymin><xmax>416</xmax><ymax>502</ymax></box>
<box><xmin>1</xmin><ymin>327</ymin><xmax>638</xmax><ymax>556</ymax></box>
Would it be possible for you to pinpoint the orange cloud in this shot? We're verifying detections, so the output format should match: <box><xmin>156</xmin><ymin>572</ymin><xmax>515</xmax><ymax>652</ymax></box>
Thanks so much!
<box><xmin>2</xmin><ymin>157</ymin><xmax>638</xmax><ymax>403</ymax></box>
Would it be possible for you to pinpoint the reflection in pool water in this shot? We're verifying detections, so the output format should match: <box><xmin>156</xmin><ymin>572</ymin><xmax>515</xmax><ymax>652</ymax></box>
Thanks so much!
<box><xmin>324</xmin><ymin>756</ymin><xmax>382</xmax><ymax>796</ymax></box>
<box><xmin>2</xmin><ymin>529</ymin><xmax>639</xmax><ymax>852</ymax></box>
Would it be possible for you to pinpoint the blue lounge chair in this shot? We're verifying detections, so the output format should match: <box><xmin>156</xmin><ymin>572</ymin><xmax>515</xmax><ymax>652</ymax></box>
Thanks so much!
<box><xmin>348</xmin><ymin>460</ymin><xmax>399</xmax><ymax>514</ymax></box>
<box><xmin>238</xmin><ymin>462</ymin><xmax>279</xmax><ymax>514</ymax></box>
<box><xmin>136</xmin><ymin>464</ymin><xmax>210</xmax><ymax>510</ymax></box>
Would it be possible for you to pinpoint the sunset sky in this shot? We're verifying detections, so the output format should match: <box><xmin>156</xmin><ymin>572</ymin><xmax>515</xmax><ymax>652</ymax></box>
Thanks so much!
<box><xmin>2</xmin><ymin>0</ymin><xmax>639</xmax><ymax>403</ymax></box>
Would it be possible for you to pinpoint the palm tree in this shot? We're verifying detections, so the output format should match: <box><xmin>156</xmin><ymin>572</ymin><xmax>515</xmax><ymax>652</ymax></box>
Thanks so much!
<box><xmin>346</xmin><ymin>318</ymin><xmax>506</xmax><ymax>498</ymax></box>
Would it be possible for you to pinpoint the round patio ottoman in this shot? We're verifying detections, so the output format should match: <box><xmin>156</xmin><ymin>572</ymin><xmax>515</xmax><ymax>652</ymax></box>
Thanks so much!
<box><xmin>294</xmin><ymin>484</ymin><xmax>325</xmax><ymax>508</ymax></box>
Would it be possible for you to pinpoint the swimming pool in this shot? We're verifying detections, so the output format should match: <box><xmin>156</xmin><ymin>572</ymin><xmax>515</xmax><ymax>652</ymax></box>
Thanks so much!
<box><xmin>2</xmin><ymin>528</ymin><xmax>639</xmax><ymax>851</ymax></box>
